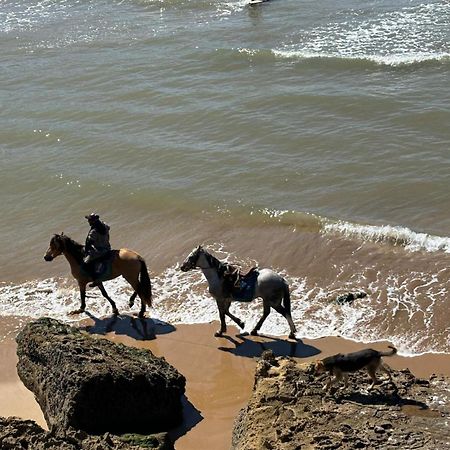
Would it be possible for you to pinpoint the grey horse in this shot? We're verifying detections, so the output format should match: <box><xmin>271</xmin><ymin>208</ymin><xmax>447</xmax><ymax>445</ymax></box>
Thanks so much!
<box><xmin>180</xmin><ymin>246</ymin><xmax>297</xmax><ymax>339</ymax></box>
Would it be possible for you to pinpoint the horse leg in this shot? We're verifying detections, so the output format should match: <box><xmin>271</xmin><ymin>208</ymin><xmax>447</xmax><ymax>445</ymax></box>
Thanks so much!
<box><xmin>251</xmin><ymin>303</ymin><xmax>270</xmax><ymax>336</ymax></box>
<box><xmin>214</xmin><ymin>299</ymin><xmax>228</xmax><ymax>337</ymax></box>
<box><xmin>97</xmin><ymin>282</ymin><xmax>119</xmax><ymax>316</ymax></box>
<box><xmin>69</xmin><ymin>281</ymin><xmax>87</xmax><ymax>315</ymax></box>
<box><xmin>272</xmin><ymin>304</ymin><xmax>297</xmax><ymax>339</ymax></box>
<box><xmin>225</xmin><ymin>309</ymin><xmax>245</xmax><ymax>330</ymax></box>
<box><xmin>138</xmin><ymin>295</ymin><xmax>146</xmax><ymax>319</ymax></box>
<box><xmin>124</xmin><ymin>260</ymin><xmax>152</xmax><ymax>319</ymax></box>
<box><xmin>123</xmin><ymin>276</ymin><xmax>146</xmax><ymax>318</ymax></box>
<box><xmin>129</xmin><ymin>291</ymin><xmax>138</xmax><ymax>308</ymax></box>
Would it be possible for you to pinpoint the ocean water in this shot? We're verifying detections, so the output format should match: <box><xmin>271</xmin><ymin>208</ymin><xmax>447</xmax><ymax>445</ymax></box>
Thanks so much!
<box><xmin>1</xmin><ymin>0</ymin><xmax>449</xmax><ymax>356</ymax></box>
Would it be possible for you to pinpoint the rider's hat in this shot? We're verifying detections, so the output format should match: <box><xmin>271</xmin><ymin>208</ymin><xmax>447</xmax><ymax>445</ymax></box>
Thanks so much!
<box><xmin>85</xmin><ymin>213</ymin><xmax>100</xmax><ymax>221</ymax></box>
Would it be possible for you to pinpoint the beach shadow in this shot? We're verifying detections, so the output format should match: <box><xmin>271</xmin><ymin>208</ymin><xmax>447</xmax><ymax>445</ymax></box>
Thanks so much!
<box><xmin>168</xmin><ymin>395</ymin><xmax>203</xmax><ymax>443</ymax></box>
<box><xmin>83</xmin><ymin>312</ymin><xmax>176</xmax><ymax>341</ymax></box>
<box><xmin>218</xmin><ymin>333</ymin><xmax>320</xmax><ymax>359</ymax></box>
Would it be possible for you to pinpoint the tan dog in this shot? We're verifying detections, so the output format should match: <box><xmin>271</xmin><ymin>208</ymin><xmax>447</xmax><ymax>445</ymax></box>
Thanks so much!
<box><xmin>315</xmin><ymin>346</ymin><xmax>397</xmax><ymax>392</ymax></box>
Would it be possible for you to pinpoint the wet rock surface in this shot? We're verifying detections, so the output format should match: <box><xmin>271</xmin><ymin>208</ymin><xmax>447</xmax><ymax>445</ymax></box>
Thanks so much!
<box><xmin>16</xmin><ymin>318</ymin><xmax>186</xmax><ymax>435</ymax></box>
<box><xmin>232</xmin><ymin>351</ymin><xmax>450</xmax><ymax>450</ymax></box>
<box><xmin>0</xmin><ymin>416</ymin><xmax>173</xmax><ymax>449</ymax></box>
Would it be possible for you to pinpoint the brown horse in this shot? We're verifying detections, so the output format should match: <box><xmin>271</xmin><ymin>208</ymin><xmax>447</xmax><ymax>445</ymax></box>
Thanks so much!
<box><xmin>44</xmin><ymin>233</ymin><xmax>152</xmax><ymax>318</ymax></box>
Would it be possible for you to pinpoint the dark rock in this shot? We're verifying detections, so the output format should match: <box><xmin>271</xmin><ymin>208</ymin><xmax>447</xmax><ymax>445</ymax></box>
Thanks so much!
<box><xmin>16</xmin><ymin>318</ymin><xmax>185</xmax><ymax>435</ymax></box>
<box><xmin>0</xmin><ymin>416</ymin><xmax>173</xmax><ymax>449</ymax></box>
<box><xmin>231</xmin><ymin>351</ymin><xmax>450</xmax><ymax>449</ymax></box>
<box><xmin>335</xmin><ymin>291</ymin><xmax>367</xmax><ymax>305</ymax></box>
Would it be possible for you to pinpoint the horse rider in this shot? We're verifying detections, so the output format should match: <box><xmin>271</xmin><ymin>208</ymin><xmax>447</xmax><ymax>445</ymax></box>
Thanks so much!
<box><xmin>83</xmin><ymin>213</ymin><xmax>111</xmax><ymax>286</ymax></box>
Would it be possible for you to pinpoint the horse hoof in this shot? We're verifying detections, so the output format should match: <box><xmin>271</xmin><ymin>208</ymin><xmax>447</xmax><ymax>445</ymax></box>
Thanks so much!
<box><xmin>288</xmin><ymin>333</ymin><xmax>296</xmax><ymax>340</ymax></box>
<box><xmin>238</xmin><ymin>321</ymin><xmax>245</xmax><ymax>329</ymax></box>
<box><xmin>214</xmin><ymin>331</ymin><xmax>223</xmax><ymax>337</ymax></box>
<box><xmin>250</xmin><ymin>330</ymin><xmax>258</xmax><ymax>336</ymax></box>
<box><xmin>69</xmin><ymin>309</ymin><xmax>85</xmax><ymax>315</ymax></box>
<box><xmin>113</xmin><ymin>310</ymin><xmax>119</xmax><ymax>316</ymax></box>
<box><xmin>138</xmin><ymin>312</ymin><xmax>146</xmax><ymax>319</ymax></box>
<box><xmin>129</xmin><ymin>302</ymin><xmax>134</xmax><ymax>308</ymax></box>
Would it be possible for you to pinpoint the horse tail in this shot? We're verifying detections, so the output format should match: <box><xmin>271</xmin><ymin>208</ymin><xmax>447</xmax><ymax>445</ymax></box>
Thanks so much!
<box><xmin>139</xmin><ymin>258</ymin><xmax>152</xmax><ymax>307</ymax></box>
<box><xmin>282</xmin><ymin>282</ymin><xmax>291</xmax><ymax>313</ymax></box>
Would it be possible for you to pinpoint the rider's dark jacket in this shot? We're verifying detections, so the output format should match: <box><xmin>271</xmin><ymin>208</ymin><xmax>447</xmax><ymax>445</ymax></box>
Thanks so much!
<box><xmin>84</xmin><ymin>221</ymin><xmax>111</xmax><ymax>263</ymax></box>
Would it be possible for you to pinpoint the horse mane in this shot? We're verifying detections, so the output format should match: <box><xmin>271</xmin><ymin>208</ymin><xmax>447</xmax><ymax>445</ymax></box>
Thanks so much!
<box><xmin>57</xmin><ymin>234</ymin><xmax>84</xmax><ymax>264</ymax></box>
<box><xmin>201</xmin><ymin>248</ymin><xmax>233</xmax><ymax>278</ymax></box>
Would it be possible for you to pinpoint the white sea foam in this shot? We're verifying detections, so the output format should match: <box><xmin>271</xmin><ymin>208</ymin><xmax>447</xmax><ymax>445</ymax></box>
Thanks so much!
<box><xmin>1</xmin><ymin>251</ymin><xmax>447</xmax><ymax>356</ymax></box>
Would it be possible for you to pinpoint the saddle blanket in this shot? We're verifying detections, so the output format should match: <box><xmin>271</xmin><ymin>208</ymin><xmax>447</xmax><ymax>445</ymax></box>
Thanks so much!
<box><xmin>231</xmin><ymin>269</ymin><xmax>259</xmax><ymax>302</ymax></box>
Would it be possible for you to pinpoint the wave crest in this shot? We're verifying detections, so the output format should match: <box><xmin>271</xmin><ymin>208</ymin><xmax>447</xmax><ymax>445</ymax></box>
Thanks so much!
<box><xmin>272</xmin><ymin>50</ymin><xmax>450</xmax><ymax>67</ymax></box>
<box><xmin>323</xmin><ymin>220</ymin><xmax>450</xmax><ymax>253</ymax></box>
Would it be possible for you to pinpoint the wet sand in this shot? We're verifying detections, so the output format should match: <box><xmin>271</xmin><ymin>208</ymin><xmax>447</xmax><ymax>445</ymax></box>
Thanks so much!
<box><xmin>1</xmin><ymin>319</ymin><xmax>450</xmax><ymax>449</ymax></box>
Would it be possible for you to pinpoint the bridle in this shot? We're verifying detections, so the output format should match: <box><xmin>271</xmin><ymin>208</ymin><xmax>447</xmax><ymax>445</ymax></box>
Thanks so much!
<box><xmin>45</xmin><ymin>234</ymin><xmax>65</xmax><ymax>259</ymax></box>
<box><xmin>182</xmin><ymin>247</ymin><xmax>215</xmax><ymax>271</ymax></box>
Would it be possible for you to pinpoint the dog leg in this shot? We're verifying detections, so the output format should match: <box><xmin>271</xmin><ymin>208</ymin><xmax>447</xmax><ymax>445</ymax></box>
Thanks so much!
<box><xmin>380</xmin><ymin>363</ymin><xmax>393</xmax><ymax>384</ymax></box>
<box><xmin>342</xmin><ymin>373</ymin><xmax>349</xmax><ymax>390</ymax></box>
<box><xmin>324</xmin><ymin>372</ymin><xmax>342</xmax><ymax>392</ymax></box>
<box><xmin>367</xmin><ymin>367</ymin><xmax>379</xmax><ymax>390</ymax></box>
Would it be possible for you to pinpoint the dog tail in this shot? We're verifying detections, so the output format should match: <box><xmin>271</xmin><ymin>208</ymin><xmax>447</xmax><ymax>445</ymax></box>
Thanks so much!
<box><xmin>379</xmin><ymin>345</ymin><xmax>397</xmax><ymax>357</ymax></box>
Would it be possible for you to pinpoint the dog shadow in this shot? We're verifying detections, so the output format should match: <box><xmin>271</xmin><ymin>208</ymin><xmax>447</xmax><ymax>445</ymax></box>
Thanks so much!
<box><xmin>218</xmin><ymin>333</ymin><xmax>320</xmax><ymax>359</ymax></box>
<box><xmin>336</xmin><ymin>388</ymin><xmax>429</xmax><ymax>410</ymax></box>
<box><xmin>83</xmin><ymin>312</ymin><xmax>176</xmax><ymax>341</ymax></box>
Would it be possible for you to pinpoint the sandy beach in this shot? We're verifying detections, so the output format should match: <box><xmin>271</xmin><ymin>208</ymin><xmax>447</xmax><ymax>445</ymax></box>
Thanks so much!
<box><xmin>1</xmin><ymin>318</ymin><xmax>450</xmax><ymax>449</ymax></box>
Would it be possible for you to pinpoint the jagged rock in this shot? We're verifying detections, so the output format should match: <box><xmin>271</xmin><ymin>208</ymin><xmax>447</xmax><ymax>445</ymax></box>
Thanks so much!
<box><xmin>231</xmin><ymin>352</ymin><xmax>450</xmax><ymax>449</ymax></box>
<box><xmin>0</xmin><ymin>416</ymin><xmax>173</xmax><ymax>449</ymax></box>
<box><xmin>16</xmin><ymin>318</ymin><xmax>185</xmax><ymax>435</ymax></box>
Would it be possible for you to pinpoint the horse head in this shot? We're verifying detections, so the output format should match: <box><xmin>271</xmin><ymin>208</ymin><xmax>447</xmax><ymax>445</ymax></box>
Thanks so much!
<box><xmin>44</xmin><ymin>233</ymin><xmax>65</xmax><ymax>261</ymax></box>
<box><xmin>180</xmin><ymin>245</ymin><xmax>204</xmax><ymax>272</ymax></box>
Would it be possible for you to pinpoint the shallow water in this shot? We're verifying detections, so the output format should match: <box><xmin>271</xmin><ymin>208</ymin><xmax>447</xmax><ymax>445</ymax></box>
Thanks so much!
<box><xmin>1</xmin><ymin>0</ymin><xmax>449</xmax><ymax>355</ymax></box>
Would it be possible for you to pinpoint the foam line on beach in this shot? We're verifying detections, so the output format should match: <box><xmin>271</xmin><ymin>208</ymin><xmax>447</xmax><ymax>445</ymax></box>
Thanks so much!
<box><xmin>0</xmin><ymin>255</ymin><xmax>448</xmax><ymax>356</ymax></box>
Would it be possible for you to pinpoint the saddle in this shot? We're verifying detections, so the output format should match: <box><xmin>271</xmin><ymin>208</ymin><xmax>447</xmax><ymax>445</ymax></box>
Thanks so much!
<box><xmin>222</xmin><ymin>264</ymin><xmax>259</xmax><ymax>302</ymax></box>
<box><xmin>82</xmin><ymin>250</ymin><xmax>116</xmax><ymax>281</ymax></box>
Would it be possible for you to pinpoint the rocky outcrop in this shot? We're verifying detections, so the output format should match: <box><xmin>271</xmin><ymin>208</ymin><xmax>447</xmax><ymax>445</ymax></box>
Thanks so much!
<box><xmin>232</xmin><ymin>350</ymin><xmax>450</xmax><ymax>450</ymax></box>
<box><xmin>0</xmin><ymin>416</ymin><xmax>173</xmax><ymax>449</ymax></box>
<box><xmin>16</xmin><ymin>318</ymin><xmax>185</xmax><ymax>435</ymax></box>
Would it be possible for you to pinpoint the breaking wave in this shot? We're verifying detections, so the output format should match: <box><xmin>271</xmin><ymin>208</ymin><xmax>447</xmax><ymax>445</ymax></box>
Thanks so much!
<box><xmin>238</xmin><ymin>207</ymin><xmax>450</xmax><ymax>254</ymax></box>
<box><xmin>322</xmin><ymin>220</ymin><xmax>450</xmax><ymax>254</ymax></box>
<box><xmin>275</xmin><ymin>1</ymin><xmax>450</xmax><ymax>68</ymax></box>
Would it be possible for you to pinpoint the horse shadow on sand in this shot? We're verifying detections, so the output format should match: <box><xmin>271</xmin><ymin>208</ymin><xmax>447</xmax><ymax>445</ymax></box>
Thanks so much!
<box><xmin>82</xmin><ymin>312</ymin><xmax>176</xmax><ymax>341</ymax></box>
<box><xmin>218</xmin><ymin>333</ymin><xmax>320</xmax><ymax>359</ymax></box>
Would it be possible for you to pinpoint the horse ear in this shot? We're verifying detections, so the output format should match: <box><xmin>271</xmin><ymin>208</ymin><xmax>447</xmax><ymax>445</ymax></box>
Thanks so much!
<box><xmin>198</xmin><ymin>244</ymin><xmax>203</xmax><ymax>250</ymax></box>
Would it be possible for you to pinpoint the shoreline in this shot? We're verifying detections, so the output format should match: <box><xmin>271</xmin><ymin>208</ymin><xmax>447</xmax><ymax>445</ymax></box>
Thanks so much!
<box><xmin>1</xmin><ymin>320</ymin><xmax>450</xmax><ymax>449</ymax></box>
